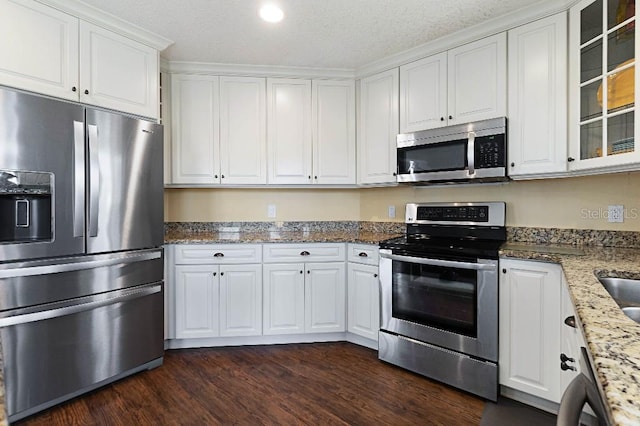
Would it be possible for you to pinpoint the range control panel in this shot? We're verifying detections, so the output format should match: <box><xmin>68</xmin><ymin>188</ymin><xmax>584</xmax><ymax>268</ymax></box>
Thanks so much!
<box><xmin>406</xmin><ymin>202</ymin><xmax>506</xmax><ymax>227</ymax></box>
<box><xmin>416</xmin><ymin>206</ymin><xmax>489</xmax><ymax>222</ymax></box>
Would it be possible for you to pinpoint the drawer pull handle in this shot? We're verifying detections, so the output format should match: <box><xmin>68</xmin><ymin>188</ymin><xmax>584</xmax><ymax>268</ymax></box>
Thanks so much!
<box><xmin>374</xmin><ymin>273</ymin><xmax>378</xmax><ymax>278</ymax></box>
<box><xmin>358</xmin><ymin>252</ymin><xmax>368</xmax><ymax>257</ymax></box>
<box><xmin>564</xmin><ymin>316</ymin><xmax>576</xmax><ymax>328</ymax></box>
<box><xmin>213</xmin><ymin>253</ymin><xmax>224</xmax><ymax>257</ymax></box>
<box><xmin>300</xmin><ymin>251</ymin><xmax>310</xmax><ymax>256</ymax></box>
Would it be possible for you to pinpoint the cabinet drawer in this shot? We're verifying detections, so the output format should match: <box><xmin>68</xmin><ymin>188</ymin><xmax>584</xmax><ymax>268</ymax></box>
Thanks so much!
<box><xmin>263</xmin><ymin>243</ymin><xmax>345</xmax><ymax>263</ymax></box>
<box><xmin>175</xmin><ymin>244</ymin><xmax>262</xmax><ymax>264</ymax></box>
<box><xmin>347</xmin><ymin>244</ymin><xmax>379</xmax><ymax>265</ymax></box>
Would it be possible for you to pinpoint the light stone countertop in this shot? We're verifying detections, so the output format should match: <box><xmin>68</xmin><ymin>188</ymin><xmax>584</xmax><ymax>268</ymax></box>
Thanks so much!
<box><xmin>501</xmin><ymin>243</ymin><xmax>640</xmax><ymax>426</ymax></box>
<box><xmin>164</xmin><ymin>230</ymin><xmax>401</xmax><ymax>245</ymax></box>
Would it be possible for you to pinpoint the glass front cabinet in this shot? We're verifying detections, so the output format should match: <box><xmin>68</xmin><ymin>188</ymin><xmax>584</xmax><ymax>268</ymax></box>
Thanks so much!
<box><xmin>569</xmin><ymin>0</ymin><xmax>640</xmax><ymax>171</ymax></box>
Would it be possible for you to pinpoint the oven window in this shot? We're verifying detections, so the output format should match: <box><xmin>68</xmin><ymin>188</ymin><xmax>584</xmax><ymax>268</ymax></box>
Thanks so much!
<box><xmin>392</xmin><ymin>261</ymin><xmax>477</xmax><ymax>337</ymax></box>
<box><xmin>397</xmin><ymin>139</ymin><xmax>467</xmax><ymax>174</ymax></box>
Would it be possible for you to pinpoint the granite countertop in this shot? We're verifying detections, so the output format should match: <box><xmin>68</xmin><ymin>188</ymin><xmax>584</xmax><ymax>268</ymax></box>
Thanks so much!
<box><xmin>164</xmin><ymin>229</ymin><xmax>401</xmax><ymax>245</ymax></box>
<box><xmin>501</xmin><ymin>242</ymin><xmax>640</xmax><ymax>426</ymax></box>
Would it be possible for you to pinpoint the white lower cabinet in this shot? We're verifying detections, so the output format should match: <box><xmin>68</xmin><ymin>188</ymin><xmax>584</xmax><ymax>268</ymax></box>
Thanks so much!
<box><xmin>499</xmin><ymin>258</ymin><xmax>563</xmax><ymax>402</ymax></box>
<box><xmin>346</xmin><ymin>244</ymin><xmax>380</xmax><ymax>342</ymax></box>
<box><xmin>172</xmin><ymin>244</ymin><xmax>262</xmax><ymax>339</ymax></box>
<box><xmin>263</xmin><ymin>262</ymin><xmax>346</xmax><ymax>335</ymax></box>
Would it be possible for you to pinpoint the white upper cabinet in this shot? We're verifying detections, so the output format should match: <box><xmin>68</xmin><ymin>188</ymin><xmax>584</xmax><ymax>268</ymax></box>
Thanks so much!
<box><xmin>569</xmin><ymin>0</ymin><xmax>640</xmax><ymax>172</ymax></box>
<box><xmin>171</xmin><ymin>74</ymin><xmax>220</xmax><ymax>184</ymax></box>
<box><xmin>358</xmin><ymin>68</ymin><xmax>399</xmax><ymax>185</ymax></box>
<box><xmin>448</xmin><ymin>33</ymin><xmax>506</xmax><ymax>125</ymax></box>
<box><xmin>171</xmin><ymin>74</ymin><xmax>267</xmax><ymax>185</ymax></box>
<box><xmin>267</xmin><ymin>78</ymin><xmax>313</xmax><ymax>184</ymax></box>
<box><xmin>399</xmin><ymin>33</ymin><xmax>506</xmax><ymax>132</ymax></box>
<box><xmin>0</xmin><ymin>0</ymin><xmax>79</xmax><ymax>101</ymax></box>
<box><xmin>220</xmin><ymin>76</ymin><xmax>267</xmax><ymax>184</ymax></box>
<box><xmin>400</xmin><ymin>52</ymin><xmax>447</xmax><ymax>132</ymax></box>
<box><xmin>508</xmin><ymin>13</ymin><xmax>568</xmax><ymax>177</ymax></box>
<box><xmin>0</xmin><ymin>0</ymin><xmax>161</xmax><ymax>119</ymax></box>
<box><xmin>79</xmin><ymin>21</ymin><xmax>158</xmax><ymax>119</ymax></box>
<box><xmin>312</xmin><ymin>80</ymin><xmax>356</xmax><ymax>184</ymax></box>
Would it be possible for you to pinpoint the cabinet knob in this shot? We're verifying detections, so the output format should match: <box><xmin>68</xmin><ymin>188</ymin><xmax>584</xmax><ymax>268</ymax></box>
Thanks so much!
<box><xmin>72</xmin><ymin>86</ymin><xmax>77</xmax><ymax>92</ymax></box>
<box><xmin>220</xmin><ymin>272</ymin><xmax>224</xmax><ymax>276</ymax></box>
<box><xmin>358</xmin><ymin>252</ymin><xmax>368</xmax><ymax>257</ymax></box>
<box><xmin>392</xmin><ymin>172</ymin><xmax>397</xmax><ymax>176</ymax></box>
<box><xmin>221</xmin><ymin>175</ymin><xmax>225</xmax><ymax>178</ymax></box>
<box><xmin>374</xmin><ymin>273</ymin><xmax>378</xmax><ymax>278</ymax></box>
<box><xmin>564</xmin><ymin>316</ymin><xmax>576</xmax><ymax>328</ymax></box>
<box><xmin>300</xmin><ymin>251</ymin><xmax>310</xmax><ymax>256</ymax></box>
<box><xmin>300</xmin><ymin>270</ymin><xmax>303</xmax><ymax>274</ymax></box>
<box><xmin>314</xmin><ymin>176</ymin><xmax>317</xmax><ymax>179</ymax></box>
<box><xmin>510</xmin><ymin>162</ymin><xmax>515</xmax><ymax>167</ymax></box>
<box><xmin>567</xmin><ymin>157</ymin><xmax>575</xmax><ymax>162</ymax></box>
<box><xmin>308</xmin><ymin>175</ymin><xmax>311</xmax><ymax>179</ymax></box>
<box><xmin>213</xmin><ymin>272</ymin><xmax>217</xmax><ymax>276</ymax></box>
<box><xmin>560</xmin><ymin>353</ymin><xmax>575</xmax><ymax>363</ymax></box>
<box><xmin>84</xmin><ymin>89</ymin><xmax>89</xmax><ymax>95</ymax></box>
<box><xmin>502</xmin><ymin>268</ymin><xmax>507</xmax><ymax>274</ymax></box>
<box><xmin>440</xmin><ymin>117</ymin><xmax>444</xmax><ymax>121</ymax></box>
<box><xmin>448</xmin><ymin>115</ymin><xmax>453</xmax><ymax>120</ymax></box>
<box><xmin>560</xmin><ymin>361</ymin><xmax>576</xmax><ymax>371</ymax></box>
<box><xmin>307</xmin><ymin>270</ymin><xmax>310</xmax><ymax>274</ymax></box>
<box><xmin>213</xmin><ymin>252</ymin><xmax>224</xmax><ymax>257</ymax></box>
<box><xmin>214</xmin><ymin>175</ymin><xmax>218</xmax><ymax>179</ymax></box>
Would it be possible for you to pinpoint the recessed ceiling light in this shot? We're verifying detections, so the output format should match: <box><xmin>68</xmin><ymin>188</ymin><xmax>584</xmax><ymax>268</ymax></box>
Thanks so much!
<box><xmin>259</xmin><ymin>4</ymin><xmax>284</xmax><ymax>23</ymax></box>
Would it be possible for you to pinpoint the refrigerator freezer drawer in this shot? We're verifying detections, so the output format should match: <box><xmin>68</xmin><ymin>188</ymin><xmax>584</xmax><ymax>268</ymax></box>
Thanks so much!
<box><xmin>1</xmin><ymin>283</ymin><xmax>164</xmax><ymax>422</ymax></box>
<box><xmin>0</xmin><ymin>249</ymin><xmax>163</xmax><ymax>311</ymax></box>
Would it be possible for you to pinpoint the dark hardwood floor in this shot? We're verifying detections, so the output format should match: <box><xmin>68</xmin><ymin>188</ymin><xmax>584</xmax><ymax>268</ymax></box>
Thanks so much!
<box><xmin>15</xmin><ymin>342</ymin><xmax>484</xmax><ymax>425</ymax></box>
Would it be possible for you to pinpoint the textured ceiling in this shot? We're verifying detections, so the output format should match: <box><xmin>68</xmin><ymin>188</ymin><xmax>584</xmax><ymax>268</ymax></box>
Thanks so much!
<box><xmin>80</xmin><ymin>0</ymin><xmax>537</xmax><ymax>69</ymax></box>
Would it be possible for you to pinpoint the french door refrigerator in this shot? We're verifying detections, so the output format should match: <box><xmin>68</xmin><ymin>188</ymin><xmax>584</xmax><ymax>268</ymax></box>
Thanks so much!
<box><xmin>0</xmin><ymin>86</ymin><xmax>164</xmax><ymax>422</ymax></box>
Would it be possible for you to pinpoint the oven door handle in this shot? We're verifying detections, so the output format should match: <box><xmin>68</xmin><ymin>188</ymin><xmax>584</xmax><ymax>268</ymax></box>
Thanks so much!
<box><xmin>379</xmin><ymin>252</ymin><xmax>496</xmax><ymax>271</ymax></box>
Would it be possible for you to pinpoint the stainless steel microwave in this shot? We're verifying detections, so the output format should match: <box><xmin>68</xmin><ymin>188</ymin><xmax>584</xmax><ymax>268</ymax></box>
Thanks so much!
<box><xmin>396</xmin><ymin>117</ymin><xmax>507</xmax><ymax>185</ymax></box>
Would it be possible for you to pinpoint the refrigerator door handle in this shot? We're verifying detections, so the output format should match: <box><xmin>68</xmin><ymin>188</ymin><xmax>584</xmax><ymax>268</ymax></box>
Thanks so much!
<box><xmin>0</xmin><ymin>250</ymin><xmax>161</xmax><ymax>279</ymax></box>
<box><xmin>88</xmin><ymin>124</ymin><xmax>100</xmax><ymax>237</ymax></box>
<box><xmin>0</xmin><ymin>284</ymin><xmax>161</xmax><ymax>328</ymax></box>
<box><xmin>73</xmin><ymin>121</ymin><xmax>85</xmax><ymax>237</ymax></box>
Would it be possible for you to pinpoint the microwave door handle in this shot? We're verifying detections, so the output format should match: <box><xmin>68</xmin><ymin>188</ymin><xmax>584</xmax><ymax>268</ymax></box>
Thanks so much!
<box><xmin>467</xmin><ymin>131</ymin><xmax>476</xmax><ymax>176</ymax></box>
<box><xmin>379</xmin><ymin>252</ymin><xmax>495</xmax><ymax>271</ymax></box>
<box><xmin>73</xmin><ymin>121</ymin><xmax>85</xmax><ymax>237</ymax></box>
<box><xmin>88</xmin><ymin>124</ymin><xmax>99</xmax><ymax>237</ymax></box>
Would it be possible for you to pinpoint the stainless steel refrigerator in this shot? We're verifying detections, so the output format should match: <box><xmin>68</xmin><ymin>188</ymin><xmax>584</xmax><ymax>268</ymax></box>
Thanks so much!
<box><xmin>0</xmin><ymin>86</ymin><xmax>164</xmax><ymax>422</ymax></box>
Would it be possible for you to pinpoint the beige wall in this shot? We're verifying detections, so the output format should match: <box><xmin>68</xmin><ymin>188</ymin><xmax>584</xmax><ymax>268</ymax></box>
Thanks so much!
<box><xmin>165</xmin><ymin>172</ymin><xmax>640</xmax><ymax>231</ymax></box>
<box><xmin>165</xmin><ymin>188</ymin><xmax>361</xmax><ymax>222</ymax></box>
<box><xmin>361</xmin><ymin>171</ymin><xmax>640</xmax><ymax>231</ymax></box>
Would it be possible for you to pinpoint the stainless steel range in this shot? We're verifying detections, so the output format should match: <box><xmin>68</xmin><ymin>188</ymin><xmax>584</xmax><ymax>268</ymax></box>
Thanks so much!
<box><xmin>378</xmin><ymin>202</ymin><xmax>506</xmax><ymax>401</ymax></box>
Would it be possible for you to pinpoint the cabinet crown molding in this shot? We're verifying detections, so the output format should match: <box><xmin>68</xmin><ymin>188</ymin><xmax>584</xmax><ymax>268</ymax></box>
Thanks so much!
<box><xmin>164</xmin><ymin>61</ymin><xmax>356</xmax><ymax>79</ymax></box>
<box><xmin>36</xmin><ymin>0</ymin><xmax>173</xmax><ymax>50</ymax></box>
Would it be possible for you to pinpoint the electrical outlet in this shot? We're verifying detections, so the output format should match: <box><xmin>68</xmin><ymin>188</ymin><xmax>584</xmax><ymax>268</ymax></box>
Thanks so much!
<box><xmin>608</xmin><ymin>205</ymin><xmax>624</xmax><ymax>223</ymax></box>
<box><xmin>267</xmin><ymin>204</ymin><xmax>277</xmax><ymax>218</ymax></box>
<box><xmin>388</xmin><ymin>205</ymin><xmax>396</xmax><ymax>219</ymax></box>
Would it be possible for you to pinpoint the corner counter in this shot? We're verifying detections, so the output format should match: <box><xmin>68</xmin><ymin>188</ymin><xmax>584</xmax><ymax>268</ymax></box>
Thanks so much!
<box><xmin>501</xmin><ymin>242</ymin><xmax>640</xmax><ymax>426</ymax></box>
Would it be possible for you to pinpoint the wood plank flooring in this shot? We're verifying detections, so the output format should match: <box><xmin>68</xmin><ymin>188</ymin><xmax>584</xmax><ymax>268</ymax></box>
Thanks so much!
<box><xmin>15</xmin><ymin>342</ymin><xmax>484</xmax><ymax>425</ymax></box>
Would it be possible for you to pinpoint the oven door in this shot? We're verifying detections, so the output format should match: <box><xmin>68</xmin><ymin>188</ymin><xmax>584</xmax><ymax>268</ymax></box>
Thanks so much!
<box><xmin>379</xmin><ymin>249</ymin><xmax>498</xmax><ymax>361</ymax></box>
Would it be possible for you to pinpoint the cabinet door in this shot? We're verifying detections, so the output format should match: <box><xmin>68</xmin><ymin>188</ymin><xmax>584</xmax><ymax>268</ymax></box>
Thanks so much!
<box><xmin>347</xmin><ymin>263</ymin><xmax>379</xmax><ymax>340</ymax></box>
<box><xmin>219</xmin><ymin>76</ymin><xmax>267</xmax><ymax>184</ymax></box>
<box><xmin>499</xmin><ymin>259</ymin><xmax>562</xmax><ymax>402</ymax></box>
<box><xmin>312</xmin><ymin>80</ymin><xmax>356</xmax><ymax>184</ymax></box>
<box><xmin>0</xmin><ymin>0</ymin><xmax>78</xmax><ymax>101</ymax></box>
<box><xmin>508</xmin><ymin>13</ymin><xmax>568</xmax><ymax>177</ymax></box>
<box><xmin>263</xmin><ymin>263</ymin><xmax>305</xmax><ymax>335</ymax></box>
<box><xmin>569</xmin><ymin>0</ymin><xmax>640</xmax><ymax>171</ymax></box>
<box><xmin>79</xmin><ymin>21</ymin><xmax>159</xmax><ymax>119</ymax></box>
<box><xmin>219</xmin><ymin>264</ymin><xmax>262</xmax><ymax>337</ymax></box>
<box><xmin>399</xmin><ymin>53</ymin><xmax>447</xmax><ymax>132</ymax></box>
<box><xmin>171</xmin><ymin>74</ymin><xmax>220</xmax><ymax>184</ymax></box>
<box><xmin>267</xmin><ymin>78</ymin><xmax>312</xmax><ymax>184</ymax></box>
<box><xmin>447</xmin><ymin>33</ymin><xmax>506</xmax><ymax>125</ymax></box>
<box><xmin>305</xmin><ymin>262</ymin><xmax>346</xmax><ymax>333</ymax></box>
<box><xmin>174</xmin><ymin>265</ymin><xmax>219</xmax><ymax>339</ymax></box>
<box><xmin>358</xmin><ymin>68</ymin><xmax>399</xmax><ymax>184</ymax></box>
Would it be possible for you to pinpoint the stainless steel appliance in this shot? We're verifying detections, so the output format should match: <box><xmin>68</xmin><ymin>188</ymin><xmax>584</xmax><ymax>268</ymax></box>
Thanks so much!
<box><xmin>0</xmin><ymin>86</ymin><xmax>164</xmax><ymax>422</ymax></box>
<box><xmin>396</xmin><ymin>117</ymin><xmax>507</xmax><ymax>185</ymax></box>
<box><xmin>378</xmin><ymin>202</ymin><xmax>506</xmax><ymax>401</ymax></box>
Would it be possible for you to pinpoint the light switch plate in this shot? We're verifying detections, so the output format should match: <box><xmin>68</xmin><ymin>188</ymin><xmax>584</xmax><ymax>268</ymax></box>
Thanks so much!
<box><xmin>388</xmin><ymin>205</ymin><xmax>396</xmax><ymax>219</ymax></box>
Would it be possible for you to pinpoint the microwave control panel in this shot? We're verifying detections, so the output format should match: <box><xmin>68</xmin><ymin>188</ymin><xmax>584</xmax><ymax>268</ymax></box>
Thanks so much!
<box><xmin>475</xmin><ymin>134</ymin><xmax>506</xmax><ymax>169</ymax></box>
